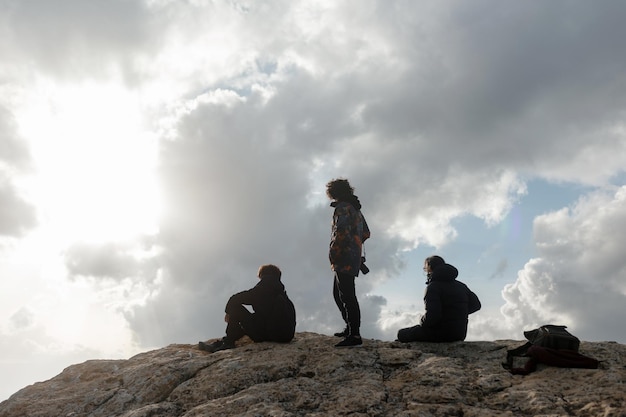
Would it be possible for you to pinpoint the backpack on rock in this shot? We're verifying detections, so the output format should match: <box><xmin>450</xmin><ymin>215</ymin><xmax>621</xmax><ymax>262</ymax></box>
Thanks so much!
<box><xmin>523</xmin><ymin>324</ymin><xmax>580</xmax><ymax>351</ymax></box>
<box><xmin>502</xmin><ymin>324</ymin><xmax>599</xmax><ymax>375</ymax></box>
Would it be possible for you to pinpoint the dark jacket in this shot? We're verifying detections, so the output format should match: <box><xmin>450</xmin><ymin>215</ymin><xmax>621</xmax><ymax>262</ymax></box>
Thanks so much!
<box><xmin>225</xmin><ymin>275</ymin><xmax>295</xmax><ymax>341</ymax></box>
<box><xmin>329</xmin><ymin>199</ymin><xmax>370</xmax><ymax>276</ymax></box>
<box><xmin>420</xmin><ymin>263</ymin><xmax>481</xmax><ymax>341</ymax></box>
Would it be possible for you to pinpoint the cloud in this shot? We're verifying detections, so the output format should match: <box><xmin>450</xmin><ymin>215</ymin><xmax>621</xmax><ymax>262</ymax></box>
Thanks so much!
<box><xmin>0</xmin><ymin>106</ymin><xmax>30</xmax><ymax>167</ymax></box>
<box><xmin>8</xmin><ymin>307</ymin><xmax>34</xmax><ymax>330</ymax></box>
<box><xmin>0</xmin><ymin>178</ymin><xmax>37</xmax><ymax>237</ymax></box>
<box><xmin>0</xmin><ymin>106</ymin><xmax>36</xmax><ymax>237</ymax></box>
<box><xmin>2</xmin><ymin>0</ymin><xmax>626</xmax><ymax>360</ymax></box>
<box><xmin>125</xmin><ymin>86</ymin><xmax>359</xmax><ymax>345</ymax></box>
<box><xmin>74</xmin><ymin>0</ymin><xmax>626</xmax><ymax>346</ymax></box>
<box><xmin>1</xmin><ymin>0</ymin><xmax>152</xmax><ymax>81</ymax></box>
<box><xmin>488</xmin><ymin>259</ymin><xmax>508</xmax><ymax>281</ymax></box>
<box><xmin>64</xmin><ymin>239</ymin><xmax>160</xmax><ymax>281</ymax></box>
<box><xmin>500</xmin><ymin>186</ymin><xmax>626</xmax><ymax>341</ymax></box>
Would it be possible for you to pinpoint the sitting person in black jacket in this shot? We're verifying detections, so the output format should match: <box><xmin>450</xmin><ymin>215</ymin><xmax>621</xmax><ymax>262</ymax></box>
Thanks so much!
<box><xmin>397</xmin><ymin>255</ymin><xmax>481</xmax><ymax>343</ymax></box>
<box><xmin>199</xmin><ymin>264</ymin><xmax>296</xmax><ymax>353</ymax></box>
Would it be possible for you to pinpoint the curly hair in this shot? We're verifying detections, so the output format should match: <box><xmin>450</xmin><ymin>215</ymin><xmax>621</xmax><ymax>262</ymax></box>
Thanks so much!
<box><xmin>325</xmin><ymin>178</ymin><xmax>354</xmax><ymax>201</ymax></box>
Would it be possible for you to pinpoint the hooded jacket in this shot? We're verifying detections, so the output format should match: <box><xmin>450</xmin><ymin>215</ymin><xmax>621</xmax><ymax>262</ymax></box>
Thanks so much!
<box><xmin>420</xmin><ymin>263</ymin><xmax>481</xmax><ymax>341</ymax></box>
<box><xmin>329</xmin><ymin>196</ymin><xmax>370</xmax><ymax>276</ymax></box>
<box><xmin>225</xmin><ymin>275</ymin><xmax>296</xmax><ymax>341</ymax></box>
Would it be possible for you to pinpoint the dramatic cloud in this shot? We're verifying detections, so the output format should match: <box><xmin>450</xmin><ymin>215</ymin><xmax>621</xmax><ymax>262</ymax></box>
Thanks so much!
<box><xmin>2</xmin><ymin>0</ymin><xmax>626</xmax><ymax>401</ymax></box>
<box><xmin>35</xmin><ymin>0</ymin><xmax>625</xmax><ymax>346</ymax></box>
<box><xmin>501</xmin><ymin>186</ymin><xmax>626</xmax><ymax>341</ymax></box>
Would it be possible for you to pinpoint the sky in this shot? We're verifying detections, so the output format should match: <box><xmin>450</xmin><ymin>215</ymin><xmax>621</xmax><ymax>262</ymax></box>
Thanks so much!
<box><xmin>1</xmin><ymin>0</ymin><xmax>626</xmax><ymax>401</ymax></box>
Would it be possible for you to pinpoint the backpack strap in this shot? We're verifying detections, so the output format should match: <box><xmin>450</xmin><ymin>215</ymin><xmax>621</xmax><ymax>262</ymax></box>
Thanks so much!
<box><xmin>526</xmin><ymin>345</ymin><xmax>599</xmax><ymax>369</ymax></box>
<box><xmin>503</xmin><ymin>343</ymin><xmax>600</xmax><ymax>375</ymax></box>
<box><xmin>502</xmin><ymin>341</ymin><xmax>532</xmax><ymax>372</ymax></box>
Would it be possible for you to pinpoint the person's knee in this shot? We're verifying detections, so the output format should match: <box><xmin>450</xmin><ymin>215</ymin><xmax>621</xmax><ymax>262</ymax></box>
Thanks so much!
<box><xmin>341</xmin><ymin>293</ymin><xmax>358</xmax><ymax>304</ymax></box>
<box><xmin>398</xmin><ymin>325</ymin><xmax>429</xmax><ymax>343</ymax></box>
<box><xmin>226</xmin><ymin>304</ymin><xmax>251</xmax><ymax>321</ymax></box>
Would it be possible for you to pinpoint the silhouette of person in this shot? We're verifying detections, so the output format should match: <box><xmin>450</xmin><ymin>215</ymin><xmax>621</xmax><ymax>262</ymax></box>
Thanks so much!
<box><xmin>397</xmin><ymin>255</ymin><xmax>481</xmax><ymax>343</ymax></box>
<box><xmin>326</xmin><ymin>178</ymin><xmax>370</xmax><ymax>347</ymax></box>
<box><xmin>199</xmin><ymin>264</ymin><xmax>296</xmax><ymax>352</ymax></box>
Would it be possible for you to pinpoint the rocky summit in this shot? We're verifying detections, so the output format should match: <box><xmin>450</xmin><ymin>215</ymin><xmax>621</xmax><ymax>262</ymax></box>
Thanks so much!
<box><xmin>1</xmin><ymin>332</ymin><xmax>624</xmax><ymax>417</ymax></box>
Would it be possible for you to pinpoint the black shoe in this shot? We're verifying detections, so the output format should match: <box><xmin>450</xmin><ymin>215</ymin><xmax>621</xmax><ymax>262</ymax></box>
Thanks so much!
<box><xmin>198</xmin><ymin>340</ymin><xmax>221</xmax><ymax>352</ymax></box>
<box><xmin>212</xmin><ymin>339</ymin><xmax>235</xmax><ymax>352</ymax></box>
<box><xmin>198</xmin><ymin>339</ymin><xmax>235</xmax><ymax>353</ymax></box>
<box><xmin>335</xmin><ymin>335</ymin><xmax>363</xmax><ymax>347</ymax></box>
<box><xmin>333</xmin><ymin>328</ymin><xmax>349</xmax><ymax>338</ymax></box>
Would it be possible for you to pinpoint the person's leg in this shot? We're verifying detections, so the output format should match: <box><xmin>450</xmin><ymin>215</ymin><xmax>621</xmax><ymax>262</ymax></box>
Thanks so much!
<box><xmin>333</xmin><ymin>275</ymin><xmax>349</xmax><ymax>336</ymax></box>
<box><xmin>198</xmin><ymin>304</ymin><xmax>255</xmax><ymax>353</ymax></box>
<box><xmin>224</xmin><ymin>304</ymin><xmax>252</xmax><ymax>343</ymax></box>
<box><xmin>239</xmin><ymin>313</ymin><xmax>266</xmax><ymax>342</ymax></box>
<box><xmin>397</xmin><ymin>324</ymin><xmax>435</xmax><ymax>343</ymax></box>
<box><xmin>335</xmin><ymin>272</ymin><xmax>361</xmax><ymax>337</ymax></box>
<box><xmin>226</xmin><ymin>303</ymin><xmax>267</xmax><ymax>343</ymax></box>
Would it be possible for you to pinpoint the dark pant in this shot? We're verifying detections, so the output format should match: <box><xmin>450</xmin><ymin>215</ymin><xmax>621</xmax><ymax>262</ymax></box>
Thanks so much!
<box><xmin>333</xmin><ymin>271</ymin><xmax>361</xmax><ymax>337</ymax></box>
<box><xmin>397</xmin><ymin>325</ymin><xmax>437</xmax><ymax>342</ymax></box>
<box><xmin>225</xmin><ymin>304</ymin><xmax>266</xmax><ymax>343</ymax></box>
<box><xmin>397</xmin><ymin>323</ymin><xmax>467</xmax><ymax>343</ymax></box>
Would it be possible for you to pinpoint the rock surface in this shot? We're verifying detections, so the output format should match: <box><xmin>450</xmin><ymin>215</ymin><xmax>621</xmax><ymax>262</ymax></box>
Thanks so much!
<box><xmin>1</xmin><ymin>332</ymin><xmax>625</xmax><ymax>416</ymax></box>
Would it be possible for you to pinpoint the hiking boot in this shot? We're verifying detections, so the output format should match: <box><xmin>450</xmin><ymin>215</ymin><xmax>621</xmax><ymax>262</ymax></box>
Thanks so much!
<box><xmin>198</xmin><ymin>339</ymin><xmax>235</xmax><ymax>353</ymax></box>
<box><xmin>335</xmin><ymin>335</ymin><xmax>363</xmax><ymax>347</ymax></box>
<box><xmin>198</xmin><ymin>340</ymin><xmax>221</xmax><ymax>352</ymax></box>
<box><xmin>211</xmin><ymin>339</ymin><xmax>235</xmax><ymax>352</ymax></box>
<box><xmin>333</xmin><ymin>328</ymin><xmax>349</xmax><ymax>338</ymax></box>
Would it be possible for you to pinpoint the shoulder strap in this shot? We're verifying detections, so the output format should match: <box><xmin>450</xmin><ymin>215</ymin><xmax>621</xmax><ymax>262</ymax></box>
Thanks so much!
<box><xmin>502</xmin><ymin>341</ymin><xmax>532</xmax><ymax>372</ymax></box>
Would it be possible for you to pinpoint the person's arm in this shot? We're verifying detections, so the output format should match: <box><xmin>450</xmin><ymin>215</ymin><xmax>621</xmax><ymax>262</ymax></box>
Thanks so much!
<box><xmin>420</xmin><ymin>284</ymin><xmax>443</xmax><ymax>327</ymax></box>
<box><xmin>361</xmin><ymin>213</ymin><xmax>370</xmax><ymax>243</ymax></box>
<box><xmin>467</xmin><ymin>289</ymin><xmax>481</xmax><ymax>314</ymax></box>
<box><xmin>225</xmin><ymin>282</ymin><xmax>262</xmax><ymax>313</ymax></box>
<box><xmin>329</xmin><ymin>205</ymin><xmax>352</xmax><ymax>266</ymax></box>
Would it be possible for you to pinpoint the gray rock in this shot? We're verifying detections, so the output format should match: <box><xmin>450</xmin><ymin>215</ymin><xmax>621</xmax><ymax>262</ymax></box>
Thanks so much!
<box><xmin>1</xmin><ymin>332</ymin><xmax>624</xmax><ymax>416</ymax></box>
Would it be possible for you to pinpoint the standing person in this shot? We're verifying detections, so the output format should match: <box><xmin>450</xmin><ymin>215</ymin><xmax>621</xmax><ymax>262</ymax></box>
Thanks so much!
<box><xmin>326</xmin><ymin>178</ymin><xmax>370</xmax><ymax>347</ymax></box>
<box><xmin>199</xmin><ymin>264</ymin><xmax>296</xmax><ymax>353</ymax></box>
<box><xmin>397</xmin><ymin>255</ymin><xmax>481</xmax><ymax>343</ymax></box>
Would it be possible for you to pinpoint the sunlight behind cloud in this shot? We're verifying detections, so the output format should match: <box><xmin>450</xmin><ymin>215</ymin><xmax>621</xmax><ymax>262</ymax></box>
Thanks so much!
<box><xmin>16</xmin><ymin>81</ymin><xmax>161</xmax><ymax>244</ymax></box>
<box><xmin>3</xmin><ymin>0</ymin><xmax>626</xmax><ymax>404</ymax></box>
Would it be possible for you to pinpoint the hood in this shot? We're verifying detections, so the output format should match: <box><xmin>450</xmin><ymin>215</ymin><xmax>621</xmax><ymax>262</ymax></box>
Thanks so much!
<box><xmin>428</xmin><ymin>263</ymin><xmax>459</xmax><ymax>283</ymax></box>
<box><xmin>330</xmin><ymin>194</ymin><xmax>362</xmax><ymax>210</ymax></box>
